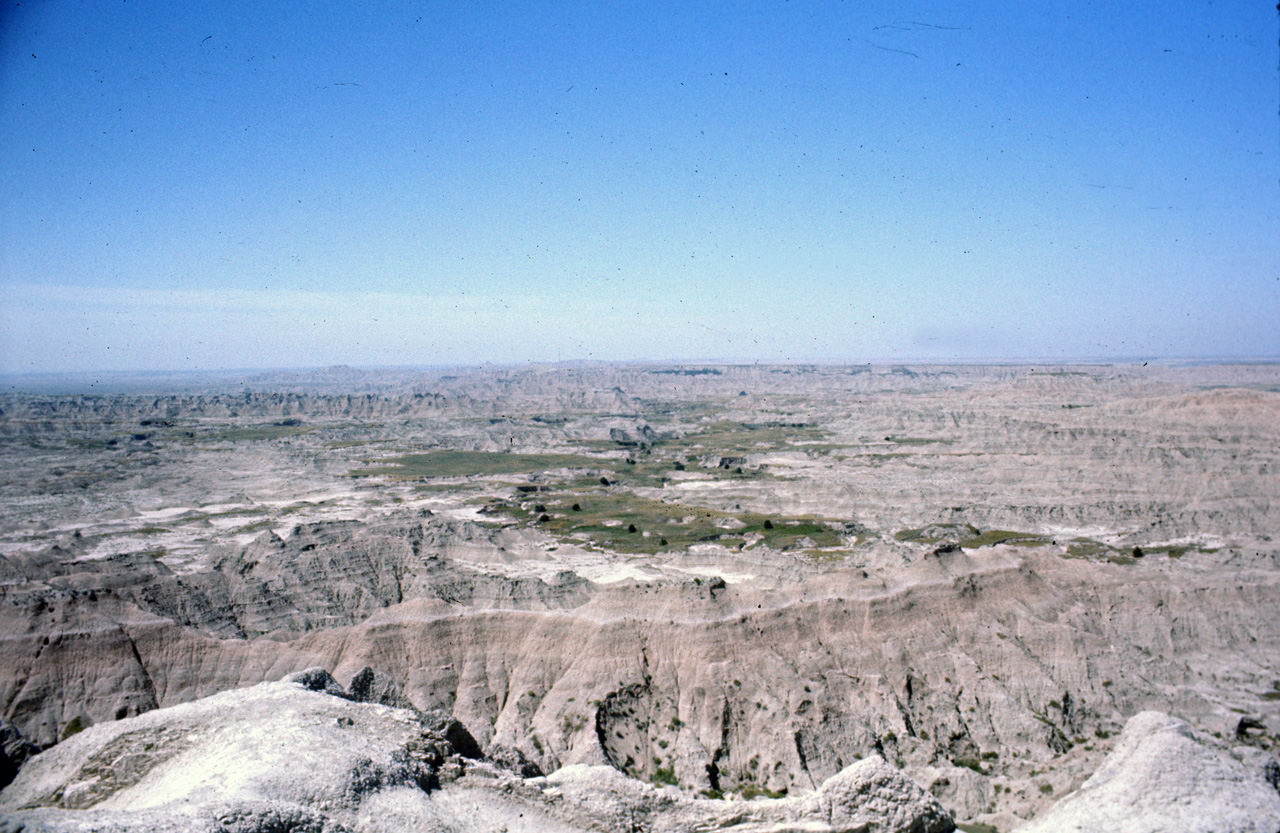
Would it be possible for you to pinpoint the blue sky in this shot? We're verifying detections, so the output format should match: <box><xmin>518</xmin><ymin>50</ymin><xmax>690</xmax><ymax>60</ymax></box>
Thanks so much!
<box><xmin>1</xmin><ymin>0</ymin><xmax>1276</xmax><ymax>372</ymax></box>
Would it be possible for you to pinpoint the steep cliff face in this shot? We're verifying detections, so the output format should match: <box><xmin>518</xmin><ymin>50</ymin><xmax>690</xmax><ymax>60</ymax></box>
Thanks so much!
<box><xmin>0</xmin><ymin>514</ymin><xmax>598</xmax><ymax>747</ymax></box>
<box><xmin>1</xmin><ymin>517</ymin><xmax>1276</xmax><ymax>826</ymax></box>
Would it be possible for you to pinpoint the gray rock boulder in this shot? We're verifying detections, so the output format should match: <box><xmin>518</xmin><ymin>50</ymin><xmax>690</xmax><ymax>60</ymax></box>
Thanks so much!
<box><xmin>486</xmin><ymin>743</ymin><xmax>544</xmax><ymax>778</ymax></box>
<box><xmin>284</xmin><ymin>665</ymin><xmax>350</xmax><ymax>698</ymax></box>
<box><xmin>346</xmin><ymin>665</ymin><xmax>412</xmax><ymax>709</ymax></box>
<box><xmin>1015</xmin><ymin>711</ymin><xmax>1280</xmax><ymax>833</ymax></box>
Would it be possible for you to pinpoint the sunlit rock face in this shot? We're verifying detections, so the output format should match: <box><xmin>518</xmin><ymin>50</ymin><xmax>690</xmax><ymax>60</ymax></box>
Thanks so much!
<box><xmin>0</xmin><ymin>671</ymin><xmax>955</xmax><ymax>833</ymax></box>
<box><xmin>1</xmin><ymin>363</ymin><xmax>1278</xmax><ymax>829</ymax></box>
<box><xmin>1014</xmin><ymin>711</ymin><xmax>1280</xmax><ymax>833</ymax></box>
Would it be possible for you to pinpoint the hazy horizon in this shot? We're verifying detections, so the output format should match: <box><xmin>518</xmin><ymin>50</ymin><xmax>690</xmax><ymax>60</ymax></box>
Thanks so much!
<box><xmin>3</xmin><ymin>1</ymin><xmax>1277</xmax><ymax>373</ymax></box>
<box><xmin>7</xmin><ymin>355</ymin><xmax>1280</xmax><ymax>395</ymax></box>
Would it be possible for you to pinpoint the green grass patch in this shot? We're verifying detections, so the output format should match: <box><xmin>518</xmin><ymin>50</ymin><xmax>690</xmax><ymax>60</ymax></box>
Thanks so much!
<box><xmin>884</xmin><ymin>436</ymin><xmax>953</xmax><ymax>446</ymax></box>
<box><xmin>1066</xmin><ymin>538</ymin><xmax>1215</xmax><ymax>561</ymax></box>
<box><xmin>894</xmin><ymin>524</ymin><xmax>1050</xmax><ymax>549</ymax></box>
<box><xmin>952</xmin><ymin>757</ymin><xmax>988</xmax><ymax>775</ymax></box>
<box><xmin>490</xmin><ymin>490</ymin><xmax>844</xmax><ymax>555</ymax></box>
<box><xmin>1143</xmin><ymin>544</ymin><xmax>1216</xmax><ymax>559</ymax></box>
<box><xmin>213</xmin><ymin>424</ymin><xmax>316</xmax><ymax>442</ymax></box>
<box><xmin>664</xmin><ymin>421</ymin><xmax>829</xmax><ymax>453</ymax></box>
<box><xmin>894</xmin><ymin>523</ymin><xmax>979</xmax><ymax>543</ymax></box>
<box><xmin>351</xmin><ymin>450</ymin><xmax>606</xmax><ymax>480</ymax></box>
<box><xmin>1066</xmin><ymin>538</ymin><xmax>1114</xmax><ymax>558</ymax></box>
<box><xmin>806</xmin><ymin>549</ymin><xmax>855</xmax><ymax>562</ymax></box>
<box><xmin>736</xmin><ymin>783</ymin><xmax>787</xmax><ymax>800</ymax></box>
<box><xmin>960</xmin><ymin>529</ymin><xmax>1052</xmax><ymax>549</ymax></box>
<box><xmin>60</xmin><ymin>716</ymin><xmax>88</xmax><ymax>741</ymax></box>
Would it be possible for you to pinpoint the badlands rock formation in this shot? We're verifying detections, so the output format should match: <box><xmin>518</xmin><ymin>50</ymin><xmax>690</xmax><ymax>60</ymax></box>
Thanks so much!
<box><xmin>0</xmin><ymin>670</ymin><xmax>953</xmax><ymax>833</ymax></box>
<box><xmin>1</xmin><ymin>363</ymin><xmax>1278</xmax><ymax>830</ymax></box>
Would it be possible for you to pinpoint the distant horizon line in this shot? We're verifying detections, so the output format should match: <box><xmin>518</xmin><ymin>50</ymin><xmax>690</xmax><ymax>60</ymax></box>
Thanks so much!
<box><xmin>5</xmin><ymin>354</ymin><xmax>1280</xmax><ymax>382</ymax></box>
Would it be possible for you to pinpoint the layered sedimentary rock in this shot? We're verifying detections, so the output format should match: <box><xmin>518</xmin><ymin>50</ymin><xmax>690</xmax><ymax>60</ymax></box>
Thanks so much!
<box><xmin>1</xmin><ymin>518</ymin><xmax>1277</xmax><ymax>825</ymax></box>
<box><xmin>0</xmin><ymin>671</ymin><xmax>954</xmax><ymax>833</ymax></box>
<box><xmin>1</xmin><ymin>363</ymin><xmax>1278</xmax><ymax>828</ymax></box>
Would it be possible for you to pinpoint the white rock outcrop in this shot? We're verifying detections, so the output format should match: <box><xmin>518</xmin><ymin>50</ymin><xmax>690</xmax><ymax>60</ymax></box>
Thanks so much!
<box><xmin>0</xmin><ymin>670</ymin><xmax>457</xmax><ymax>832</ymax></box>
<box><xmin>1015</xmin><ymin>711</ymin><xmax>1280</xmax><ymax>833</ymax></box>
<box><xmin>536</xmin><ymin>757</ymin><xmax>954</xmax><ymax>832</ymax></box>
<box><xmin>797</xmin><ymin>757</ymin><xmax>956</xmax><ymax>832</ymax></box>
<box><xmin>0</xmin><ymin>671</ymin><xmax>953</xmax><ymax>833</ymax></box>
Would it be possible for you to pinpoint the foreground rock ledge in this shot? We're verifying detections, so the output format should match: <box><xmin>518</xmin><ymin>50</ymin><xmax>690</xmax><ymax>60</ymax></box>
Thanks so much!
<box><xmin>0</xmin><ymin>671</ymin><xmax>953</xmax><ymax>833</ymax></box>
<box><xmin>1014</xmin><ymin>711</ymin><xmax>1280</xmax><ymax>833</ymax></box>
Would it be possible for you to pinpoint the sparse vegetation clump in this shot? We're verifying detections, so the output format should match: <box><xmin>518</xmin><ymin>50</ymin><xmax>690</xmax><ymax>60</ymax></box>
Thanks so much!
<box><xmin>60</xmin><ymin>715</ymin><xmax>88</xmax><ymax>740</ymax></box>
<box><xmin>736</xmin><ymin>783</ymin><xmax>787</xmax><ymax>800</ymax></box>
<box><xmin>213</xmin><ymin>423</ymin><xmax>316</xmax><ymax>442</ymax></box>
<box><xmin>952</xmin><ymin>757</ymin><xmax>987</xmax><ymax>775</ymax></box>
<box><xmin>960</xmin><ymin>529</ymin><xmax>1052</xmax><ymax>549</ymax></box>
<box><xmin>483</xmin><ymin>485</ymin><xmax>846</xmax><ymax>555</ymax></box>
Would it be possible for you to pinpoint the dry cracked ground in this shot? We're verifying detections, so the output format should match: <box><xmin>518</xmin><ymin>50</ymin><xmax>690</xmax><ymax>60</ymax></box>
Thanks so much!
<box><xmin>1</xmin><ymin>363</ymin><xmax>1278</xmax><ymax>831</ymax></box>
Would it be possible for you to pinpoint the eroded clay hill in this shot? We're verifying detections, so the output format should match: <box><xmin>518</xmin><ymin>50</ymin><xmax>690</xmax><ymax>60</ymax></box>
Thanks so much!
<box><xmin>1</xmin><ymin>363</ymin><xmax>1278</xmax><ymax>830</ymax></box>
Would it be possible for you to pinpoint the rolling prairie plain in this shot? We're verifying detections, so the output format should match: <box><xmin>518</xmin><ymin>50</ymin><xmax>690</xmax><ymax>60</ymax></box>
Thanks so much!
<box><xmin>1</xmin><ymin>363</ymin><xmax>1278</xmax><ymax>831</ymax></box>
